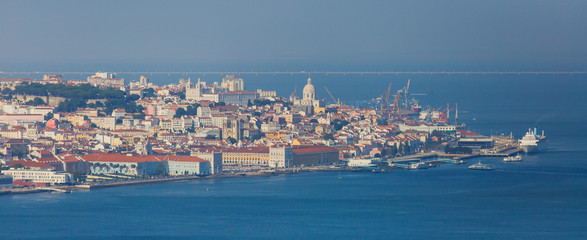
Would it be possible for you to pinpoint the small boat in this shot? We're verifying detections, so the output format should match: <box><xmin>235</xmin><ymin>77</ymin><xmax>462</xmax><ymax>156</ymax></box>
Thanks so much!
<box><xmin>503</xmin><ymin>154</ymin><xmax>523</xmax><ymax>162</ymax></box>
<box><xmin>468</xmin><ymin>161</ymin><xmax>495</xmax><ymax>170</ymax></box>
<box><xmin>409</xmin><ymin>162</ymin><xmax>429</xmax><ymax>170</ymax></box>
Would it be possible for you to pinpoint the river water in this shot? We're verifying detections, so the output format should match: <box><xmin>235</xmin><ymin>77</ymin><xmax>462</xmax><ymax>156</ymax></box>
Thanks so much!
<box><xmin>0</xmin><ymin>73</ymin><xmax>586</xmax><ymax>239</ymax></box>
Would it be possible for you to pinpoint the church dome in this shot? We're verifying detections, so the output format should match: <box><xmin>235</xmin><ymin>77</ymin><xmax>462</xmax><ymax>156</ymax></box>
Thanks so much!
<box><xmin>302</xmin><ymin>77</ymin><xmax>315</xmax><ymax>100</ymax></box>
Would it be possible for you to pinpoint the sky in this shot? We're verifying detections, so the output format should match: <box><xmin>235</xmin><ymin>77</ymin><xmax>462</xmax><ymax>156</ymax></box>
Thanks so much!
<box><xmin>1</xmin><ymin>0</ymin><xmax>586</xmax><ymax>71</ymax></box>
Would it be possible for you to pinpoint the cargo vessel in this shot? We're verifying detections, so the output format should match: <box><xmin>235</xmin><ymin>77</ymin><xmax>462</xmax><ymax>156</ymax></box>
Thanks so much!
<box><xmin>519</xmin><ymin>128</ymin><xmax>547</xmax><ymax>153</ymax></box>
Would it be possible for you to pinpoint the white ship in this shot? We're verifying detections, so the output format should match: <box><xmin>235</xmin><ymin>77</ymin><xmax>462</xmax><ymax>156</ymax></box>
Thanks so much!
<box><xmin>468</xmin><ymin>161</ymin><xmax>495</xmax><ymax>170</ymax></box>
<box><xmin>519</xmin><ymin>128</ymin><xmax>547</xmax><ymax>153</ymax></box>
<box><xmin>503</xmin><ymin>154</ymin><xmax>523</xmax><ymax>162</ymax></box>
<box><xmin>409</xmin><ymin>162</ymin><xmax>429</xmax><ymax>170</ymax></box>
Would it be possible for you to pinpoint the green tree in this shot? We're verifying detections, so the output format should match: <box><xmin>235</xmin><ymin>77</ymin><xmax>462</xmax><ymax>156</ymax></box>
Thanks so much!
<box><xmin>227</xmin><ymin>137</ymin><xmax>237</xmax><ymax>144</ymax></box>
<box><xmin>331</xmin><ymin>119</ymin><xmax>350</xmax><ymax>130</ymax></box>
<box><xmin>44</xmin><ymin>112</ymin><xmax>54</xmax><ymax>121</ymax></box>
<box><xmin>390</xmin><ymin>144</ymin><xmax>398</xmax><ymax>156</ymax></box>
<box><xmin>27</xmin><ymin>97</ymin><xmax>46</xmax><ymax>106</ymax></box>
<box><xmin>174</xmin><ymin>107</ymin><xmax>186</xmax><ymax>118</ymax></box>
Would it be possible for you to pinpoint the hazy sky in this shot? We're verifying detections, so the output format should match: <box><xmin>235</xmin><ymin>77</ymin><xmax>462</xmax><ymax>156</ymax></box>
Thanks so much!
<box><xmin>1</xmin><ymin>0</ymin><xmax>586</xmax><ymax>71</ymax></box>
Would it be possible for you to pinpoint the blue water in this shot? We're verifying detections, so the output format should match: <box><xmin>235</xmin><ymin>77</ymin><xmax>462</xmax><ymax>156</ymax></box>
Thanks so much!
<box><xmin>1</xmin><ymin>73</ymin><xmax>586</xmax><ymax>239</ymax></box>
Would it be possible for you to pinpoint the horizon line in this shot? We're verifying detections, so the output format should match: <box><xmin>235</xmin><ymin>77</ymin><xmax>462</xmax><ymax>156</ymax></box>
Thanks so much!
<box><xmin>1</xmin><ymin>71</ymin><xmax>587</xmax><ymax>75</ymax></box>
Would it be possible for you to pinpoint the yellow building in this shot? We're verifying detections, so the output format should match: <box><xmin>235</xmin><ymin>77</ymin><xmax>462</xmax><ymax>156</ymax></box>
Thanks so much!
<box><xmin>222</xmin><ymin>147</ymin><xmax>271</xmax><ymax>166</ymax></box>
<box><xmin>67</xmin><ymin>115</ymin><xmax>88</xmax><ymax>127</ymax></box>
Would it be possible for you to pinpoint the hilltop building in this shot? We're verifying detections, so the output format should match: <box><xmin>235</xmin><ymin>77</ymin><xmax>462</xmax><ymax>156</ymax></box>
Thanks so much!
<box><xmin>87</xmin><ymin>72</ymin><xmax>124</xmax><ymax>88</ymax></box>
<box><xmin>185</xmin><ymin>77</ymin><xmax>258</xmax><ymax>106</ymax></box>
<box><xmin>293</xmin><ymin>77</ymin><xmax>324</xmax><ymax>114</ymax></box>
<box><xmin>220</xmin><ymin>75</ymin><xmax>244</xmax><ymax>91</ymax></box>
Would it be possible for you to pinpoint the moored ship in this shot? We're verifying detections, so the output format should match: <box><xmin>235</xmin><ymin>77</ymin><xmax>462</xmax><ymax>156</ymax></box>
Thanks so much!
<box><xmin>519</xmin><ymin>128</ymin><xmax>547</xmax><ymax>153</ymax></box>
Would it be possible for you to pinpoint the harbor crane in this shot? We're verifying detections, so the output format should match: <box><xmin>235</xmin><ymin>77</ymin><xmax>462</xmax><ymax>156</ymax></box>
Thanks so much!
<box><xmin>324</xmin><ymin>86</ymin><xmax>340</xmax><ymax>107</ymax></box>
<box><xmin>290</xmin><ymin>84</ymin><xmax>297</xmax><ymax>101</ymax></box>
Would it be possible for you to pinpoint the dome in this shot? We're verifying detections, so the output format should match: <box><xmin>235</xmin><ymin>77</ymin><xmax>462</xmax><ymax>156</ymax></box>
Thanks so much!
<box><xmin>302</xmin><ymin>77</ymin><xmax>315</xmax><ymax>100</ymax></box>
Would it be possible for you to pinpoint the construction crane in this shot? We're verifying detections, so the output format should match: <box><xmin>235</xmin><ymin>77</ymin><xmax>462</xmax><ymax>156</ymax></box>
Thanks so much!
<box><xmin>323</xmin><ymin>86</ymin><xmax>340</xmax><ymax>106</ymax></box>
<box><xmin>404</xmin><ymin>79</ymin><xmax>410</xmax><ymax>109</ymax></box>
<box><xmin>455</xmin><ymin>103</ymin><xmax>458</xmax><ymax>125</ymax></box>
<box><xmin>440</xmin><ymin>103</ymin><xmax>454</xmax><ymax>123</ymax></box>
<box><xmin>290</xmin><ymin>84</ymin><xmax>297</xmax><ymax>101</ymax></box>
<box><xmin>385</xmin><ymin>82</ymin><xmax>392</xmax><ymax>106</ymax></box>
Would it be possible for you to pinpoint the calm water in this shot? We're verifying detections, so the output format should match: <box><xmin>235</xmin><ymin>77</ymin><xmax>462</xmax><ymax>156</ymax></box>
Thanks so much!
<box><xmin>1</xmin><ymin>74</ymin><xmax>586</xmax><ymax>239</ymax></box>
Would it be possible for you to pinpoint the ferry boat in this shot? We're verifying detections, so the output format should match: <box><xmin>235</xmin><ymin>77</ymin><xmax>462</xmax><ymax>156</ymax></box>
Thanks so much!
<box><xmin>503</xmin><ymin>154</ymin><xmax>523</xmax><ymax>162</ymax></box>
<box><xmin>409</xmin><ymin>162</ymin><xmax>429</xmax><ymax>170</ymax></box>
<box><xmin>468</xmin><ymin>161</ymin><xmax>495</xmax><ymax>170</ymax></box>
<box><xmin>519</xmin><ymin>128</ymin><xmax>547</xmax><ymax>153</ymax></box>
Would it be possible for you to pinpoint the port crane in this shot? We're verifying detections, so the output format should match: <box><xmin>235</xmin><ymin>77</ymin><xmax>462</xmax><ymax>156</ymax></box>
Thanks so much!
<box><xmin>323</xmin><ymin>86</ymin><xmax>340</xmax><ymax>107</ymax></box>
<box><xmin>290</xmin><ymin>84</ymin><xmax>297</xmax><ymax>101</ymax></box>
<box><xmin>438</xmin><ymin>103</ymin><xmax>454</xmax><ymax>123</ymax></box>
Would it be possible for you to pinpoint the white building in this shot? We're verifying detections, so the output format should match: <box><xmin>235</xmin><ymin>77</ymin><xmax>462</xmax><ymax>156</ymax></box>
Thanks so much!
<box><xmin>221</xmin><ymin>75</ymin><xmax>244</xmax><ymax>91</ymax></box>
<box><xmin>218</xmin><ymin>91</ymin><xmax>258</xmax><ymax>106</ymax></box>
<box><xmin>3</xmin><ymin>169</ymin><xmax>73</xmax><ymax>185</ymax></box>
<box><xmin>398</xmin><ymin>124</ymin><xmax>456</xmax><ymax>133</ymax></box>
<box><xmin>261</xmin><ymin>122</ymin><xmax>281</xmax><ymax>133</ymax></box>
<box><xmin>167</xmin><ymin>155</ymin><xmax>211</xmax><ymax>175</ymax></box>
<box><xmin>90</xmin><ymin>116</ymin><xmax>117</xmax><ymax>130</ymax></box>
<box><xmin>269</xmin><ymin>146</ymin><xmax>293</xmax><ymax>168</ymax></box>
<box><xmin>192</xmin><ymin>151</ymin><xmax>223</xmax><ymax>174</ymax></box>
<box><xmin>87</xmin><ymin>72</ymin><xmax>124</xmax><ymax>87</ymax></box>
<box><xmin>293</xmin><ymin>77</ymin><xmax>324</xmax><ymax>110</ymax></box>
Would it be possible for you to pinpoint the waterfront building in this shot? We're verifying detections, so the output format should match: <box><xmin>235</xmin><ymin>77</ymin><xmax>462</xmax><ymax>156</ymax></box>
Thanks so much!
<box><xmin>222</xmin><ymin>146</ymin><xmax>271</xmax><ymax>167</ymax></box>
<box><xmin>269</xmin><ymin>146</ymin><xmax>293</xmax><ymax>168</ymax></box>
<box><xmin>457</xmin><ymin>136</ymin><xmax>494</xmax><ymax>149</ymax></box>
<box><xmin>167</xmin><ymin>155</ymin><xmax>211</xmax><ymax>175</ymax></box>
<box><xmin>0</xmin><ymin>174</ymin><xmax>12</xmax><ymax>188</ymax></box>
<box><xmin>292</xmin><ymin>145</ymin><xmax>339</xmax><ymax>166</ymax></box>
<box><xmin>3</xmin><ymin>169</ymin><xmax>72</xmax><ymax>185</ymax></box>
<box><xmin>80</xmin><ymin>153</ymin><xmax>166</xmax><ymax>176</ymax></box>
<box><xmin>191</xmin><ymin>149</ymin><xmax>223</xmax><ymax>174</ymax></box>
<box><xmin>398</xmin><ymin>123</ymin><xmax>457</xmax><ymax>133</ymax></box>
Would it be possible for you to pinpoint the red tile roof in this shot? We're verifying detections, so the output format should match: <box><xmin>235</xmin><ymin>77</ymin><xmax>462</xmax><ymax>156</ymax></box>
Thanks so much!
<box><xmin>79</xmin><ymin>153</ymin><xmax>164</xmax><ymax>163</ymax></box>
<box><xmin>9</xmin><ymin>160</ymin><xmax>54</xmax><ymax>169</ymax></box>
<box><xmin>165</xmin><ymin>155</ymin><xmax>207</xmax><ymax>162</ymax></box>
<box><xmin>292</xmin><ymin>145</ymin><xmax>338</xmax><ymax>154</ymax></box>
